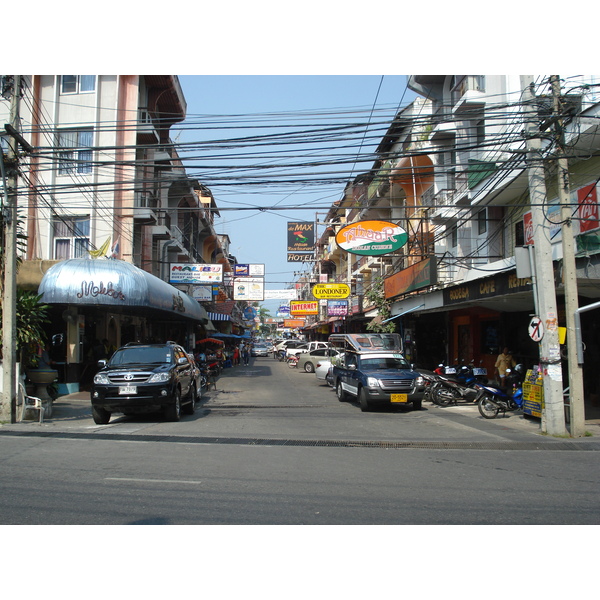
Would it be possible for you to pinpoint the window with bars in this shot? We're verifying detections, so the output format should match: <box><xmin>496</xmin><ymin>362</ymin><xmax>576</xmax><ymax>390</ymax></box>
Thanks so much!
<box><xmin>60</xmin><ymin>76</ymin><xmax>96</xmax><ymax>94</ymax></box>
<box><xmin>57</xmin><ymin>129</ymin><xmax>93</xmax><ymax>175</ymax></box>
<box><xmin>53</xmin><ymin>216</ymin><xmax>90</xmax><ymax>259</ymax></box>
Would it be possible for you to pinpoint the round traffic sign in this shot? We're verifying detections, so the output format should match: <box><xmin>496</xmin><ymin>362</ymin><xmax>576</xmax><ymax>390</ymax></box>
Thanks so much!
<box><xmin>528</xmin><ymin>316</ymin><xmax>544</xmax><ymax>342</ymax></box>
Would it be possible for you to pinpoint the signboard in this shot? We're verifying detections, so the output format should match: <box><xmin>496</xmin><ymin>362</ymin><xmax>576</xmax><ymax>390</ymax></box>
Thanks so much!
<box><xmin>287</xmin><ymin>254</ymin><xmax>317</xmax><ymax>262</ymax></box>
<box><xmin>384</xmin><ymin>258</ymin><xmax>437</xmax><ymax>299</ymax></box>
<box><xmin>289</xmin><ymin>300</ymin><xmax>319</xmax><ymax>315</ymax></box>
<box><xmin>443</xmin><ymin>271</ymin><xmax>533</xmax><ymax>306</ymax></box>
<box><xmin>191</xmin><ymin>286</ymin><xmax>213</xmax><ymax>301</ymax></box>
<box><xmin>287</xmin><ymin>221</ymin><xmax>315</xmax><ymax>253</ymax></box>
<box><xmin>335</xmin><ymin>220</ymin><xmax>407</xmax><ymax>256</ymax></box>
<box><xmin>327</xmin><ymin>300</ymin><xmax>348</xmax><ymax>317</ymax></box>
<box><xmin>233</xmin><ymin>277</ymin><xmax>264</xmax><ymax>301</ymax></box>
<box><xmin>233</xmin><ymin>264</ymin><xmax>265</xmax><ymax>277</ymax></box>
<box><xmin>312</xmin><ymin>283</ymin><xmax>350</xmax><ymax>299</ymax></box>
<box><xmin>170</xmin><ymin>263</ymin><xmax>223</xmax><ymax>284</ymax></box>
<box><xmin>577</xmin><ymin>183</ymin><xmax>599</xmax><ymax>234</ymax></box>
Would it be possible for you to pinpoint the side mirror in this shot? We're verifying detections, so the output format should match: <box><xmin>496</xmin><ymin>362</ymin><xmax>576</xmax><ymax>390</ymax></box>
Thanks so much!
<box><xmin>97</xmin><ymin>359</ymin><xmax>107</xmax><ymax>368</ymax></box>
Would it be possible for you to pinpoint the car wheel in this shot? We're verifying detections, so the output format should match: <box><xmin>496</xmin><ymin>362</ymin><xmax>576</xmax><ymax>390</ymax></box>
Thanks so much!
<box><xmin>165</xmin><ymin>388</ymin><xmax>182</xmax><ymax>422</ymax></box>
<box><xmin>304</xmin><ymin>362</ymin><xmax>315</xmax><ymax>373</ymax></box>
<box><xmin>358</xmin><ymin>387</ymin><xmax>371</xmax><ymax>412</ymax></box>
<box><xmin>184</xmin><ymin>384</ymin><xmax>196</xmax><ymax>415</ymax></box>
<box><xmin>412</xmin><ymin>399</ymin><xmax>422</xmax><ymax>411</ymax></box>
<box><xmin>336</xmin><ymin>381</ymin><xmax>348</xmax><ymax>402</ymax></box>
<box><xmin>92</xmin><ymin>405</ymin><xmax>111</xmax><ymax>425</ymax></box>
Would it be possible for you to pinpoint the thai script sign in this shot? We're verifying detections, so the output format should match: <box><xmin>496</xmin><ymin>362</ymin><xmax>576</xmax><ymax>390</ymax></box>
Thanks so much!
<box><xmin>312</xmin><ymin>283</ymin><xmax>350</xmax><ymax>299</ymax></box>
<box><xmin>170</xmin><ymin>263</ymin><xmax>223</xmax><ymax>284</ymax></box>
<box><xmin>335</xmin><ymin>220</ymin><xmax>407</xmax><ymax>256</ymax></box>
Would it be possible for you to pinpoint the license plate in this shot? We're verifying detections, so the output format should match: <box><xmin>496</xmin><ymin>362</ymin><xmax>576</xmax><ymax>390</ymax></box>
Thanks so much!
<box><xmin>119</xmin><ymin>386</ymin><xmax>137</xmax><ymax>395</ymax></box>
<box><xmin>390</xmin><ymin>394</ymin><xmax>408</xmax><ymax>403</ymax></box>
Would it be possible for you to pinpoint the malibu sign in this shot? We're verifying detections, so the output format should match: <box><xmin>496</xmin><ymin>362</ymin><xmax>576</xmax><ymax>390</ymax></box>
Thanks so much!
<box><xmin>335</xmin><ymin>220</ymin><xmax>407</xmax><ymax>256</ymax></box>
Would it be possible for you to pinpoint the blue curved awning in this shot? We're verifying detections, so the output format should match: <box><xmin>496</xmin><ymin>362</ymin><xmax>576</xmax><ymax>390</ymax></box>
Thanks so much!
<box><xmin>38</xmin><ymin>258</ymin><xmax>208</xmax><ymax>322</ymax></box>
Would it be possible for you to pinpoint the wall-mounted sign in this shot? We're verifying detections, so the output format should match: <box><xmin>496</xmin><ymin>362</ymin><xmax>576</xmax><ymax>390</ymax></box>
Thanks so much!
<box><xmin>287</xmin><ymin>254</ymin><xmax>317</xmax><ymax>262</ymax></box>
<box><xmin>170</xmin><ymin>263</ymin><xmax>223</xmax><ymax>284</ymax></box>
<box><xmin>384</xmin><ymin>258</ymin><xmax>437</xmax><ymax>299</ymax></box>
<box><xmin>191</xmin><ymin>285</ymin><xmax>213</xmax><ymax>301</ymax></box>
<box><xmin>264</xmin><ymin>289</ymin><xmax>297</xmax><ymax>300</ymax></box>
<box><xmin>284</xmin><ymin>319</ymin><xmax>306</xmax><ymax>328</ymax></box>
<box><xmin>290</xmin><ymin>300</ymin><xmax>319</xmax><ymax>315</ymax></box>
<box><xmin>287</xmin><ymin>222</ymin><xmax>315</xmax><ymax>252</ymax></box>
<box><xmin>312</xmin><ymin>283</ymin><xmax>350</xmax><ymax>299</ymax></box>
<box><xmin>233</xmin><ymin>277</ymin><xmax>264</xmax><ymax>301</ymax></box>
<box><xmin>335</xmin><ymin>220</ymin><xmax>407</xmax><ymax>256</ymax></box>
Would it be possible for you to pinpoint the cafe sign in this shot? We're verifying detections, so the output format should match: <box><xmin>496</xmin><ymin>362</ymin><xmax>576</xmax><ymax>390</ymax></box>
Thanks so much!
<box><xmin>335</xmin><ymin>220</ymin><xmax>407</xmax><ymax>256</ymax></box>
<box><xmin>312</xmin><ymin>283</ymin><xmax>350</xmax><ymax>299</ymax></box>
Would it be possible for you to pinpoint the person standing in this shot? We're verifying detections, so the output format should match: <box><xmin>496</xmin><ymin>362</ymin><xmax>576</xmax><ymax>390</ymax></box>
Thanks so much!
<box><xmin>242</xmin><ymin>342</ymin><xmax>250</xmax><ymax>366</ymax></box>
<box><xmin>233</xmin><ymin>345</ymin><xmax>240</xmax><ymax>366</ymax></box>
<box><xmin>495</xmin><ymin>347</ymin><xmax>516</xmax><ymax>387</ymax></box>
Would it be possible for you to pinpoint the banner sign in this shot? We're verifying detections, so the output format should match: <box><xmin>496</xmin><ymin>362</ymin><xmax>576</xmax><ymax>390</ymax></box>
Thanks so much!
<box><xmin>335</xmin><ymin>220</ymin><xmax>407</xmax><ymax>256</ymax></box>
<box><xmin>287</xmin><ymin>222</ymin><xmax>315</xmax><ymax>252</ymax></box>
<box><xmin>191</xmin><ymin>286</ymin><xmax>213</xmax><ymax>301</ymax></box>
<box><xmin>264</xmin><ymin>289</ymin><xmax>297</xmax><ymax>300</ymax></box>
<box><xmin>577</xmin><ymin>183</ymin><xmax>599</xmax><ymax>234</ymax></box>
<box><xmin>170</xmin><ymin>263</ymin><xmax>223</xmax><ymax>284</ymax></box>
<box><xmin>284</xmin><ymin>319</ymin><xmax>306</xmax><ymax>328</ymax></box>
<box><xmin>312</xmin><ymin>283</ymin><xmax>350</xmax><ymax>299</ymax></box>
<box><xmin>290</xmin><ymin>300</ymin><xmax>319</xmax><ymax>315</ymax></box>
<box><xmin>233</xmin><ymin>277</ymin><xmax>264</xmax><ymax>301</ymax></box>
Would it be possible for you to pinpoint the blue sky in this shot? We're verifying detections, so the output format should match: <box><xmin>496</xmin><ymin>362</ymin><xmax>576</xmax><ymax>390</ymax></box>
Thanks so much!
<box><xmin>175</xmin><ymin>75</ymin><xmax>417</xmax><ymax>314</ymax></box>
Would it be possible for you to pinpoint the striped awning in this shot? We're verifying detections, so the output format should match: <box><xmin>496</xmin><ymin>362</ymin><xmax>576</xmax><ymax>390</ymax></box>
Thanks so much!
<box><xmin>208</xmin><ymin>311</ymin><xmax>231</xmax><ymax>321</ymax></box>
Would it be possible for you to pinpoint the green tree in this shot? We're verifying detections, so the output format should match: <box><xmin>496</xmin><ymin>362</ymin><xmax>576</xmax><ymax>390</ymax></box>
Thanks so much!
<box><xmin>364</xmin><ymin>276</ymin><xmax>396</xmax><ymax>333</ymax></box>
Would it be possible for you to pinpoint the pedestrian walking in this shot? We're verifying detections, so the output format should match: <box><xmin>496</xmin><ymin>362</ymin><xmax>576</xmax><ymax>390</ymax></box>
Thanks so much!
<box><xmin>233</xmin><ymin>345</ymin><xmax>240</xmax><ymax>366</ymax></box>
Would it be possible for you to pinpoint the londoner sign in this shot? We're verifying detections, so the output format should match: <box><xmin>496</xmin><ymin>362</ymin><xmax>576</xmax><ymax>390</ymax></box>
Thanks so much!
<box><xmin>312</xmin><ymin>283</ymin><xmax>350</xmax><ymax>299</ymax></box>
<box><xmin>335</xmin><ymin>220</ymin><xmax>407</xmax><ymax>256</ymax></box>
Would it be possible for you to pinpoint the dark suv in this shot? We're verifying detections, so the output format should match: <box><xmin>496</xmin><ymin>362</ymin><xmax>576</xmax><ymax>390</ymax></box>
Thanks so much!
<box><xmin>90</xmin><ymin>342</ymin><xmax>196</xmax><ymax>424</ymax></box>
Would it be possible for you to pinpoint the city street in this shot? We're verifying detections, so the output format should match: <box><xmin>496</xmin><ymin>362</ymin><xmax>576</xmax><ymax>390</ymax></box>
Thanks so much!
<box><xmin>1</xmin><ymin>356</ymin><xmax>599</xmax><ymax>525</ymax></box>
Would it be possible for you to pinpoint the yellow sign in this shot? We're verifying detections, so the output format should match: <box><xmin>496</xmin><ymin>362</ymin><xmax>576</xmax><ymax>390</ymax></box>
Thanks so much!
<box><xmin>312</xmin><ymin>283</ymin><xmax>350</xmax><ymax>299</ymax></box>
<box><xmin>289</xmin><ymin>301</ymin><xmax>319</xmax><ymax>315</ymax></box>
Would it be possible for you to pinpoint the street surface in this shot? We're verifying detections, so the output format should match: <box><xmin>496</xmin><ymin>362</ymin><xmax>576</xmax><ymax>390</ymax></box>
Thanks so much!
<box><xmin>1</xmin><ymin>356</ymin><xmax>599</xmax><ymax>525</ymax></box>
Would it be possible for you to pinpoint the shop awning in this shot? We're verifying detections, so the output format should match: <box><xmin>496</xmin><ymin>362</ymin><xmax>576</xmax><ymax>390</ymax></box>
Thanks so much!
<box><xmin>38</xmin><ymin>258</ymin><xmax>208</xmax><ymax>323</ymax></box>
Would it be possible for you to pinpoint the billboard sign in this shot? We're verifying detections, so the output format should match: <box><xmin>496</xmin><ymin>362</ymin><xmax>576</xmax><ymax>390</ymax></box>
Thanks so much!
<box><xmin>290</xmin><ymin>300</ymin><xmax>319</xmax><ymax>315</ymax></box>
<box><xmin>233</xmin><ymin>277</ymin><xmax>264</xmax><ymax>301</ymax></box>
<box><xmin>312</xmin><ymin>283</ymin><xmax>350</xmax><ymax>299</ymax></box>
<box><xmin>287</xmin><ymin>221</ymin><xmax>315</xmax><ymax>252</ymax></box>
<box><xmin>335</xmin><ymin>220</ymin><xmax>407</xmax><ymax>256</ymax></box>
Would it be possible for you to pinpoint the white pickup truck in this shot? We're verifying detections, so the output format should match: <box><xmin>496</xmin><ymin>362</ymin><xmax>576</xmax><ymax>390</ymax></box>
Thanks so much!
<box><xmin>285</xmin><ymin>341</ymin><xmax>331</xmax><ymax>358</ymax></box>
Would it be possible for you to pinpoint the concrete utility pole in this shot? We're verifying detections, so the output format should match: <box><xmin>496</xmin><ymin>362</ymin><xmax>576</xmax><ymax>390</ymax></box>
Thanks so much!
<box><xmin>1</xmin><ymin>75</ymin><xmax>21</xmax><ymax>423</ymax></box>
<box><xmin>551</xmin><ymin>75</ymin><xmax>586</xmax><ymax>436</ymax></box>
<box><xmin>520</xmin><ymin>75</ymin><xmax>568</xmax><ymax>436</ymax></box>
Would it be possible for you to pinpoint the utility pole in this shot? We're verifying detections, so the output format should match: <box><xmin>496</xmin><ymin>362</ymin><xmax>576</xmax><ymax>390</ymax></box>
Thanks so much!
<box><xmin>0</xmin><ymin>75</ymin><xmax>21</xmax><ymax>423</ymax></box>
<box><xmin>520</xmin><ymin>75</ymin><xmax>568</xmax><ymax>436</ymax></box>
<box><xmin>551</xmin><ymin>75</ymin><xmax>586</xmax><ymax>436</ymax></box>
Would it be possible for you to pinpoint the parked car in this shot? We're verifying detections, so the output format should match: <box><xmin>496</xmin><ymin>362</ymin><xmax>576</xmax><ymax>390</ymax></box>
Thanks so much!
<box><xmin>272</xmin><ymin>339</ymin><xmax>305</xmax><ymax>358</ymax></box>
<box><xmin>297</xmin><ymin>348</ymin><xmax>339</xmax><ymax>373</ymax></box>
<box><xmin>251</xmin><ymin>343</ymin><xmax>270</xmax><ymax>357</ymax></box>
<box><xmin>315</xmin><ymin>355</ymin><xmax>340</xmax><ymax>387</ymax></box>
<box><xmin>330</xmin><ymin>333</ymin><xmax>425</xmax><ymax>412</ymax></box>
<box><xmin>90</xmin><ymin>341</ymin><xmax>197</xmax><ymax>424</ymax></box>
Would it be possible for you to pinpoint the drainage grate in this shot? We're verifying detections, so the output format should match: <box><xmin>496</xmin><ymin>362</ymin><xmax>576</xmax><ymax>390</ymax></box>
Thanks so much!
<box><xmin>1</xmin><ymin>430</ymin><xmax>599</xmax><ymax>451</ymax></box>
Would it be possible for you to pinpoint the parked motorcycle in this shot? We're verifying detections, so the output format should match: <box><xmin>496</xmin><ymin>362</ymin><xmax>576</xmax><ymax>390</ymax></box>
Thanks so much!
<box><xmin>287</xmin><ymin>354</ymin><xmax>300</xmax><ymax>368</ymax></box>
<box><xmin>431</xmin><ymin>364</ymin><xmax>479</xmax><ymax>406</ymax></box>
<box><xmin>476</xmin><ymin>365</ymin><xmax>524</xmax><ymax>419</ymax></box>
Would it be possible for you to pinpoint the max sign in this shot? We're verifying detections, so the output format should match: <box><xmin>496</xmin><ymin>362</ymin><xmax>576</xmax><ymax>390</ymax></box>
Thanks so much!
<box><xmin>335</xmin><ymin>220</ymin><xmax>407</xmax><ymax>256</ymax></box>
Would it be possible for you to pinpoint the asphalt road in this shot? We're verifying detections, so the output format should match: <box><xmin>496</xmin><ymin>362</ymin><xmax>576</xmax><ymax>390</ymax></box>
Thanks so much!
<box><xmin>1</xmin><ymin>356</ymin><xmax>599</xmax><ymax>525</ymax></box>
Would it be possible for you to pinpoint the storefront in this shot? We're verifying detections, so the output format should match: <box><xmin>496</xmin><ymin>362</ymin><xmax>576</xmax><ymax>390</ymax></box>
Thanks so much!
<box><xmin>37</xmin><ymin>258</ymin><xmax>212</xmax><ymax>389</ymax></box>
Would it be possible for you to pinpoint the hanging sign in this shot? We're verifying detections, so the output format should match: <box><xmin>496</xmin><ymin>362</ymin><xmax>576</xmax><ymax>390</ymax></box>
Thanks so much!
<box><xmin>335</xmin><ymin>220</ymin><xmax>407</xmax><ymax>256</ymax></box>
<box><xmin>312</xmin><ymin>283</ymin><xmax>350</xmax><ymax>299</ymax></box>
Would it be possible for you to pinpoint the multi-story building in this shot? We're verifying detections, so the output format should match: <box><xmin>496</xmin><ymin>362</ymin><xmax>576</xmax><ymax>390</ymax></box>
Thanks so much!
<box><xmin>310</xmin><ymin>75</ymin><xmax>600</xmax><ymax>418</ymax></box>
<box><xmin>1</xmin><ymin>75</ymin><xmax>233</xmax><ymax>388</ymax></box>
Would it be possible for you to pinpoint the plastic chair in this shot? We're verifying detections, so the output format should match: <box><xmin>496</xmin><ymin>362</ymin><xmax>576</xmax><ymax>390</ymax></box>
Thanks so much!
<box><xmin>18</xmin><ymin>382</ymin><xmax>45</xmax><ymax>424</ymax></box>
